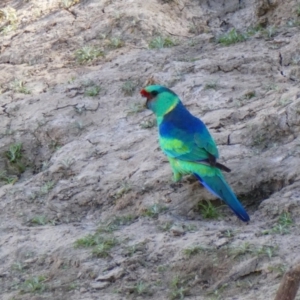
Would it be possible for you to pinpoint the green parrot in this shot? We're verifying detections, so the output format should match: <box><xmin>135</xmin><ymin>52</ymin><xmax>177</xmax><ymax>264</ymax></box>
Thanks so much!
<box><xmin>140</xmin><ymin>85</ymin><xmax>250</xmax><ymax>222</ymax></box>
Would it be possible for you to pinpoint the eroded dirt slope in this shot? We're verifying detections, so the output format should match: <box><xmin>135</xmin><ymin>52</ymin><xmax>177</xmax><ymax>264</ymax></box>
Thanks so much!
<box><xmin>1</xmin><ymin>0</ymin><xmax>300</xmax><ymax>299</ymax></box>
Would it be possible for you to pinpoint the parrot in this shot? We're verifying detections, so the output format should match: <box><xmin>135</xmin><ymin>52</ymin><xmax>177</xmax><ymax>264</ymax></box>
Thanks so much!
<box><xmin>140</xmin><ymin>85</ymin><xmax>250</xmax><ymax>222</ymax></box>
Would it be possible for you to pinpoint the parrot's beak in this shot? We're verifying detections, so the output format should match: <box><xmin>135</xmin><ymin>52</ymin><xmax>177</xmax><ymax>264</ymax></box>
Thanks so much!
<box><xmin>144</xmin><ymin>99</ymin><xmax>150</xmax><ymax>109</ymax></box>
<box><xmin>140</xmin><ymin>89</ymin><xmax>151</xmax><ymax>109</ymax></box>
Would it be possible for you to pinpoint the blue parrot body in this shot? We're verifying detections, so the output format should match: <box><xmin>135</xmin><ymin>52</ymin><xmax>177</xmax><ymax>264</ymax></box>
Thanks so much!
<box><xmin>140</xmin><ymin>85</ymin><xmax>250</xmax><ymax>222</ymax></box>
<box><xmin>159</xmin><ymin>101</ymin><xmax>219</xmax><ymax>162</ymax></box>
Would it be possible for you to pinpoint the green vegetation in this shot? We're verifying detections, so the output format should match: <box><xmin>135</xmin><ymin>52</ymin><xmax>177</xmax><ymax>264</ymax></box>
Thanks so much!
<box><xmin>183</xmin><ymin>223</ymin><xmax>197</xmax><ymax>232</ymax></box>
<box><xmin>244</xmin><ymin>90</ymin><xmax>256</xmax><ymax>99</ymax></box>
<box><xmin>140</xmin><ymin>119</ymin><xmax>156</xmax><ymax>129</ymax></box>
<box><xmin>121</xmin><ymin>80</ymin><xmax>136</xmax><ymax>96</ymax></box>
<box><xmin>230</xmin><ymin>242</ymin><xmax>277</xmax><ymax>259</ymax></box>
<box><xmin>61</xmin><ymin>0</ymin><xmax>80</xmax><ymax>9</ymax></box>
<box><xmin>92</xmin><ymin>238</ymin><xmax>118</xmax><ymax>257</ymax></box>
<box><xmin>207</xmin><ymin>283</ymin><xmax>229</xmax><ymax>300</ymax></box>
<box><xmin>74</xmin><ymin>120</ymin><xmax>85</xmax><ymax>131</ymax></box>
<box><xmin>134</xmin><ymin>281</ymin><xmax>150</xmax><ymax>295</ymax></box>
<box><xmin>278</xmin><ymin>212</ymin><xmax>293</xmax><ymax>226</ymax></box>
<box><xmin>297</xmin><ymin>5</ymin><xmax>300</xmax><ymax>17</ymax></box>
<box><xmin>75</xmin><ymin>234</ymin><xmax>99</xmax><ymax>247</ymax></box>
<box><xmin>48</xmin><ymin>139</ymin><xmax>61</xmax><ymax>152</ymax></box>
<box><xmin>276</xmin><ymin>98</ymin><xmax>292</xmax><ymax>107</ymax></box>
<box><xmin>204</xmin><ymin>81</ymin><xmax>218</xmax><ymax>90</ymax></box>
<box><xmin>262</xmin><ymin>26</ymin><xmax>277</xmax><ymax>38</ymax></box>
<box><xmin>291</xmin><ymin>54</ymin><xmax>300</xmax><ymax>65</ymax></box>
<box><xmin>5</xmin><ymin>143</ymin><xmax>22</xmax><ymax>163</ymax></box>
<box><xmin>59</xmin><ymin>158</ymin><xmax>75</xmax><ymax>169</ymax></box>
<box><xmin>28</xmin><ymin>215</ymin><xmax>56</xmax><ymax>226</ymax></box>
<box><xmin>97</xmin><ymin>214</ymin><xmax>136</xmax><ymax>233</ymax></box>
<box><xmin>125</xmin><ymin>242</ymin><xmax>146</xmax><ymax>257</ymax></box>
<box><xmin>84</xmin><ymin>85</ymin><xmax>101</xmax><ymax>97</ymax></box>
<box><xmin>183</xmin><ymin>246</ymin><xmax>204</xmax><ymax>258</ymax></box>
<box><xmin>262</xmin><ymin>212</ymin><xmax>293</xmax><ymax>235</ymax></box>
<box><xmin>248</xmin><ymin>24</ymin><xmax>277</xmax><ymax>38</ymax></box>
<box><xmin>108</xmin><ymin>37</ymin><xmax>124</xmax><ymax>49</ymax></box>
<box><xmin>188</xmin><ymin>38</ymin><xmax>198</xmax><ymax>47</ymax></box>
<box><xmin>230</xmin><ymin>242</ymin><xmax>253</xmax><ymax>258</ymax></box>
<box><xmin>67</xmin><ymin>76</ymin><xmax>76</xmax><ymax>84</ymax></box>
<box><xmin>75</xmin><ymin>233</ymin><xmax>118</xmax><ymax>258</ymax></box>
<box><xmin>112</xmin><ymin>182</ymin><xmax>132</xmax><ymax>199</ymax></box>
<box><xmin>157</xmin><ymin>265</ymin><xmax>169</xmax><ymax>273</ymax></box>
<box><xmin>246</xmin><ymin>25</ymin><xmax>264</xmax><ymax>36</ymax></box>
<box><xmin>127</xmin><ymin>102</ymin><xmax>145</xmax><ymax>114</ymax></box>
<box><xmin>264</xmin><ymin>83</ymin><xmax>279</xmax><ymax>92</ymax></box>
<box><xmin>11</xmin><ymin>79</ymin><xmax>31</xmax><ymax>94</ymax></box>
<box><xmin>0</xmin><ymin>6</ymin><xmax>18</xmax><ymax>35</ymax></box>
<box><xmin>222</xmin><ymin>228</ymin><xmax>235</xmax><ymax>238</ymax></box>
<box><xmin>188</xmin><ymin>23</ymin><xmax>197</xmax><ymax>34</ymax></box>
<box><xmin>74</xmin><ymin>215</ymin><xmax>129</xmax><ymax>258</ymax></box>
<box><xmin>39</xmin><ymin>181</ymin><xmax>55</xmax><ymax>195</ymax></box>
<box><xmin>268</xmin><ymin>264</ymin><xmax>286</xmax><ymax>276</ymax></box>
<box><xmin>255</xmin><ymin>245</ymin><xmax>277</xmax><ymax>259</ymax></box>
<box><xmin>74</xmin><ymin>105</ymin><xmax>86</xmax><ymax>115</ymax></box>
<box><xmin>67</xmin><ymin>282</ymin><xmax>78</xmax><ymax>291</ymax></box>
<box><xmin>21</xmin><ymin>276</ymin><xmax>47</xmax><ymax>293</ymax></box>
<box><xmin>0</xmin><ymin>170</ymin><xmax>17</xmax><ymax>184</ymax></box>
<box><xmin>3</xmin><ymin>142</ymin><xmax>26</xmax><ymax>175</ymax></box>
<box><xmin>234</xmin><ymin>90</ymin><xmax>257</xmax><ymax>107</ymax></box>
<box><xmin>169</xmin><ymin>275</ymin><xmax>189</xmax><ymax>300</ymax></box>
<box><xmin>217</xmin><ymin>28</ymin><xmax>247</xmax><ymax>46</ymax></box>
<box><xmin>250</xmin><ymin>130</ymin><xmax>265</xmax><ymax>148</ymax></box>
<box><xmin>217</xmin><ymin>25</ymin><xmax>278</xmax><ymax>47</ymax></box>
<box><xmin>157</xmin><ymin>221</ymin><xmax>173</xmax><ymax>232</ymax></box>
<box><xmin>11</xmin><ymin>261</ymin><xmax>25</xmax><ymax>272</ymax></box>
<box><xmin>149</xmin><ymin>36</ymin><xmax>177</xmax><ymax>49</ymax></box>
<box><xmin>142</xmin><ymin>203</ymin><xmax>168</xmax><ymax>218</ymax></box>
<box><xmin>198</xmin><ymin>200</ymin><xmax>221</xmax><ymax>219</ymax></box>
<box><xmin>75</xmin><ymin>46</ymin><xmax>104</xmax><ymax>64</ymax></box>
<box><xmin>29</xmin><ymin>215</ymin><xmax>48</xmax><ymax>226</ymax></box>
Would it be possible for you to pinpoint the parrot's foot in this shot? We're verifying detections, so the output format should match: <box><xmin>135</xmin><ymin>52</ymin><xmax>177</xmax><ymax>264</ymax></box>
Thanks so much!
<box><xmin>172</xmin><ymin>172</ymin><xmax>182</xmax><ymax>182</ymax></box>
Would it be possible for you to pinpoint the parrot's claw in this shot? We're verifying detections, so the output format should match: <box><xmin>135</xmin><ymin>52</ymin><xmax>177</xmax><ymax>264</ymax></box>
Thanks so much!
<box><xmin>172</xmin><ymin>172</ymin><xmax>182</xmax><ymax>182</ymax></box>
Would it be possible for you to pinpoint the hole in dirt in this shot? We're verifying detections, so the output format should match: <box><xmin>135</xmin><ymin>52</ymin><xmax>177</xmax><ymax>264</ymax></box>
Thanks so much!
<box><xmin>238</xmin><ymin>179</ymin><xmax>289</xmax><ymax>211</ymax></box>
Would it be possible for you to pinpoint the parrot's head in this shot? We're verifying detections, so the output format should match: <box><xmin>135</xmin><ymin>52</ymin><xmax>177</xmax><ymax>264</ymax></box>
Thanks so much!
<box><xmin>140</xmin><ymin>85</ymin><xmax>179</xmax><ymax>117</ymax></box>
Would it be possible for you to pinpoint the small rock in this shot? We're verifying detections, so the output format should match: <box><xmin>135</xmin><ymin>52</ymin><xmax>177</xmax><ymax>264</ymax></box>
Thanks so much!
<box><xmin>214</xmin><ymin>238</ymin><xmax>229</xmax><ymax>248</ymax></box>
<box><xmin>148</xmin><ymin>253</ymin><xmax>159</xmax><ymax>263</ymax></box>
<box><xmin>284</xmin><ymin>191</ymin><xmax>292</xmax><ymax>197</ymax></box>
<box><xmin>24</xmin><ymin>258</ymin><xmax>38</xmax><ymax>264</ymax></box>
<box><xmin>119</xmin><ymin>153</ymin><xmax>132</xmax><ymax>160</ymax></box>
<box><xmin>96</xmin><ymin>267</ymin><xmax>124</xmax><ymax>281</ymax></box>
<box><xmin>170</xmin><ymin>225</ymin><xmax>185</xmax><ymax>236</ymax></box>
<box><xmin>66</xmin><ymin>89</ymin><xmax>79</xmax><ymax>98</ymax></box>
<box><xmin>90</xmin><ymin>281</ymin><xmax>110</xmax><ymax>290</ymax></box>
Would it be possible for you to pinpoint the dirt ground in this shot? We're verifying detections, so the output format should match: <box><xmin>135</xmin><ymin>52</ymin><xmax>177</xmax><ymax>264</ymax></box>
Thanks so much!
<box><xmin>1</xmin><ymin>0</ymin><xmax>300</xmax><ymax>299</ymax></box>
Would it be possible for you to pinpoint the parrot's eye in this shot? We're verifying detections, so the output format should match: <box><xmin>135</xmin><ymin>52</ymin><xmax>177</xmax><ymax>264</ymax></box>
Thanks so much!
<box><xmin>151</xmin><ymin>91</ymin><xmax>158</xmax><ymax>97</ymax></box>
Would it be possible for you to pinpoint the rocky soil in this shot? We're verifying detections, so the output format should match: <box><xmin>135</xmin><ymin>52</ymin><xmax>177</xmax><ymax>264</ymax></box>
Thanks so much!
<box><xmin>1</xmin><ymin>0</ymin><xmax>300</xmax><ymax>299</ymax></box>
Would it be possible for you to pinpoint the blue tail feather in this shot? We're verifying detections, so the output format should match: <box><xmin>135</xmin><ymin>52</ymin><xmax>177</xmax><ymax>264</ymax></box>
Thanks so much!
<box><xmin>194</xmin><ymin>174</ymin><xmax>250</xmax><ymax>222</ymax></box>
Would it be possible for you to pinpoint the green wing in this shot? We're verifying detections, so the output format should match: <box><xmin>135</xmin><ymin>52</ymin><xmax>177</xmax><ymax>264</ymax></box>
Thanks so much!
<box><xmin>157</xmin><ymin>100</ymin><xmax>219</xmax><ymax>162</ymax></box>
<box><xmin>159</xmin><ymin>128</ymin><xmax>219</xmax><ymax>162</ymax></box>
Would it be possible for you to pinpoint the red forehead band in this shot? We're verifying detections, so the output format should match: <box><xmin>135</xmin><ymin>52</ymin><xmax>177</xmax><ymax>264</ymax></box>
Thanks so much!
<box><xmin>140</xmin><ymin>89</ymin><xmax>150</xmax><ymax>98</ymax></box>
